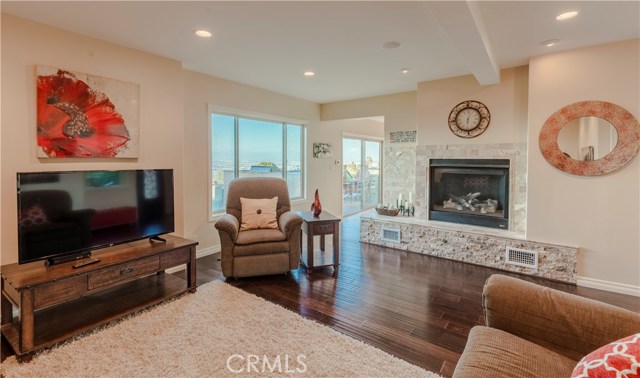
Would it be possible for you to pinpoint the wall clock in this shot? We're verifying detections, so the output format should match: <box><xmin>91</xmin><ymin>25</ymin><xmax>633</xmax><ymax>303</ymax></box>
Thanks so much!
<box><xmin>448</xmin><ymin>100</ymin><xmax>491</xmax><ymax>138</ymax></box>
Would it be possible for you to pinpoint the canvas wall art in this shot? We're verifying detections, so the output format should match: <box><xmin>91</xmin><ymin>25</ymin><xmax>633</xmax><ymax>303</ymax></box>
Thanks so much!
<box><xmin>36</xmin><ymin>65</ymin><xmax>140</xmax><ymax>158</ymax></box>
<box><xmin>313</xmin><ymin>143</ymin><xmax>333</xmax><ymax>158</ymax></box>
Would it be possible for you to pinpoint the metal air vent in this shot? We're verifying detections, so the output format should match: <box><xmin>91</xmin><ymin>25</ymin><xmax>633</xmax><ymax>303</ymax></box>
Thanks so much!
<box><xmin>505</xmin><ymin>246</ymin><xmax>538</xmax><ymax>270</ymax></box>
<box><xmin>380</xmin><ymin>227</ymin><xmax>401</xmax><ymax>244</ymax></box>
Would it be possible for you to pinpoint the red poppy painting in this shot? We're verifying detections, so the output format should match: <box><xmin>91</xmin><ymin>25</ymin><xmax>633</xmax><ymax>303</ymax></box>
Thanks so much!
<box><xmin>36</xmin><ymin>66</ymin><xmax>139</xmax><ymax>158</ymax></box>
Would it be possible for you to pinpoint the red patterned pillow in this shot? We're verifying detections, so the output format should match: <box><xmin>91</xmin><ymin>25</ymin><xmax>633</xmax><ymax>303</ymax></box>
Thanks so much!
<box><xmin>20</xmin><ymin>205</ymin><xmax>50</xmax><ymax>227</ymax></box>
<box><xmin>571</xmin><ymin>333</ymin><xmax>640</xmax><ymax>378</ymax></box>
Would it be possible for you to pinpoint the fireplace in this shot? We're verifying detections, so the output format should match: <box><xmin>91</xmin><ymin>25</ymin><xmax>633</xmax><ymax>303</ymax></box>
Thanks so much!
<box><xmin>429</xmin><ymin>159</ymin><xmax>509</xmax><ymax>229</ymax></box>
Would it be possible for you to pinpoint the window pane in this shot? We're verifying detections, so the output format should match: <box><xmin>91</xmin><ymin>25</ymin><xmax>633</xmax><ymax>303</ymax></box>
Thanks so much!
<box><xmin>342</xmin><ymin>138</ymin><xmax>362</xmax><ymax>215</ymax></box>
<box><xmin>286</xmin><ymin>124</ymin><xmax>302</xmax><ymax>198</ymax></box>
<box><xmin>238</xmin><ymin>118</ymin><xmax>283</xmax><ymax>179</ymax></box>
<box><xmin>211</xmin><ymin>114</ymin><xmax>235</xmax><ymax>213</ymax></box>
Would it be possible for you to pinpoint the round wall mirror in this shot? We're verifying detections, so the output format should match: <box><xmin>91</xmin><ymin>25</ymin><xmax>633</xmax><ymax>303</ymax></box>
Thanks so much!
<box><xmin>557</xmin><ymin>117</ymin><xmax>618</xmax><ymax>161</ymax></box>
<box><xmin>539</xmin><ymin>101</ymin><xmax>640</xmax><ymax>176</ymax></box>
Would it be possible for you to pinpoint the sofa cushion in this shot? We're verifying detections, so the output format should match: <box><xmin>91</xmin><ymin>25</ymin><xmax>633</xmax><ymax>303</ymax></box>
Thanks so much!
<box><xmin>571</xmin><ymin>333</ymin><xmax>640</xmax><ymax>378</ymax></box>
<box><xmin>453</xmin><ymin>326</ymin><xmax>578</xmax><ymax>378</ymax></box>
<box><xmin>240</xmin><ymin>197</ymin><xmax>278</xmax><ymax>231</ymax></box>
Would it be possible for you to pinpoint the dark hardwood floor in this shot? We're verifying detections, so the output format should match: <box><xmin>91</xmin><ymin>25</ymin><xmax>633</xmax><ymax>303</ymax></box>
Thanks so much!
<box><xmin>182</xmin><ymin>213</ymin><xmax>640</xmax><ymax>377</ymax></box>
<box><xmin>3</xmin><ymin>213</ymin><xmax>639</xmax><ymax>376</ymax></box>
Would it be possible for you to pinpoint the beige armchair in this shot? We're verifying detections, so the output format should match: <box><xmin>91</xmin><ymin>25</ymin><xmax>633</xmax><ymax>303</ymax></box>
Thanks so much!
<box><xmin>214</xmin><ymin>177</ymin><xmax>303</xmax><ymax>278</ymax></box>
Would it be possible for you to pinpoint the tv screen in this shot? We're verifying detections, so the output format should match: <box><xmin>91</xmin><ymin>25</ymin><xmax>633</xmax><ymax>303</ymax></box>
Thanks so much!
<box><xmin>17</xmin><ymin>169</ymin><xmax>174</xmax><ymax>265</ymax></box>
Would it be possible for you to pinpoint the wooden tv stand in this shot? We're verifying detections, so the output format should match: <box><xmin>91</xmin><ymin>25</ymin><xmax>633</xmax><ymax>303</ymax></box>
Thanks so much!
<box><xmin>1</xmin><ymin>235</ymin><xmax>197</xmax><ymax>360</ymax></box>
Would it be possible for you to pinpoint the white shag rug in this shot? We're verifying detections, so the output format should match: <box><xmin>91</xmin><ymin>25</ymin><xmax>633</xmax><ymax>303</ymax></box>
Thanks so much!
<box><xmin>1</xmin><ymin>280</ymin><xmax>442</xmax><ymax>378</ymax></box>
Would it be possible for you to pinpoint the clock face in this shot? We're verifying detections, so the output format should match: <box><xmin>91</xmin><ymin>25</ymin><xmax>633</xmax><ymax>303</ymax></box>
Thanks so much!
<box><xmin>448</xmin><ymin>100</ymin><xmax>491</xmax><ymax>138</ymax></box>
<box><xmin>455</xmin><ymin>108</ymin><xmax>481</xmax><ymax>131</ymax></box>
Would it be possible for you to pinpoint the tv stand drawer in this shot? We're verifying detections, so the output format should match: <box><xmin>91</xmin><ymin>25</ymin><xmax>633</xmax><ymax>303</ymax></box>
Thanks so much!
<box><xmin>34</xmin><ymin>275</ymin><xmax>87</xmax><ymax>310</ymax></box>
<box><xmin>88</xmin><ymin>256</ymin><xmax>159</xmax><ymax>290</ymax></box>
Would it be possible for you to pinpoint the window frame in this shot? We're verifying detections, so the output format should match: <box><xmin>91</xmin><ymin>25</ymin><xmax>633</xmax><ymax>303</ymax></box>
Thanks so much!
<box><xmin>208</xmin><ymin>105</ymin><xmax>306</xmax><ymax>221</ymax></box>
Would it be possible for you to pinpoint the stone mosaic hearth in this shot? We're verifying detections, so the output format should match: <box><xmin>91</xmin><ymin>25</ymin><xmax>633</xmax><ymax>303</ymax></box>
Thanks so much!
<box><xmin>361</xmin><ymin>213</ymin><xmax>577</xmax><ymax>283</ymax></box>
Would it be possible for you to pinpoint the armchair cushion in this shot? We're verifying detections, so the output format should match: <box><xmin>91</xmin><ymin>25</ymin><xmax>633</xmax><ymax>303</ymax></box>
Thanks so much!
<box><xmin>236</xmin><ymin>229</ymin><xmax>286</xmax><ymax>246</ymax></box>
<box><xmin>240</xmin><ymin>197</ymin><xmax>278</xmax><ymax>231</ymax></box>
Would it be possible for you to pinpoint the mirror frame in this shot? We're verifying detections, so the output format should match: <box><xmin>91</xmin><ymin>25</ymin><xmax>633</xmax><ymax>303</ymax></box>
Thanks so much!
<box><xmin>539</xmin><ymin>101</ymin><xmax>640</xmax><ymax>176</ymax></box>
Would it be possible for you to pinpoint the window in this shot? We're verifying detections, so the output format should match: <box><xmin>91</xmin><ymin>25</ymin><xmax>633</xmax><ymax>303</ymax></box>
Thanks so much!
<box><xmin>210</xmin><ymin>110</ymin><xmax>305</xmax><ymax>217</ymax></box>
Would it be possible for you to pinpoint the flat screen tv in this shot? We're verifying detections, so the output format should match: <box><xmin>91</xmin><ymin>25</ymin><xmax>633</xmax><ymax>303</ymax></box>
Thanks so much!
<box><xmin>17</xmin><ymin>169</ymin><xmax>174</xmax><ymax>265</ymax></box>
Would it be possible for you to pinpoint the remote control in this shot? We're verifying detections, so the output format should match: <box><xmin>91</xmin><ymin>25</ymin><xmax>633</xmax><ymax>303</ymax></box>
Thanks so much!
<box><xmin>73</xmin><ymin>258</ymin><xmax>101</xmax><ymax>269</ymax></box>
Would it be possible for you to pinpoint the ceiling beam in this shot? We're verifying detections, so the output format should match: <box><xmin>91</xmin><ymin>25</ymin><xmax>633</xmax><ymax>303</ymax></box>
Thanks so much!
<box><xmin>425</xmin><ymin>1</ymin><xmax>500</xmax><ymax>85</ymax></box>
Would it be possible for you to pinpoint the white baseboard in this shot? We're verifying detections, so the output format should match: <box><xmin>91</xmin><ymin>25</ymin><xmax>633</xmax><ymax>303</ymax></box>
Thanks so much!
<box><xmin>577</xmin><ymin>276</ymin><xmax>640</xmax><ymax>297</ymax></box>
<box><xmin>196</xmin><ymin>244</ymin><xmax>221</xmax><ymax>259</ymax></box>
<box><xmin>164</xmin><ymin>245</ymin><xmax>221</xmax><ymax>274</ymax></box>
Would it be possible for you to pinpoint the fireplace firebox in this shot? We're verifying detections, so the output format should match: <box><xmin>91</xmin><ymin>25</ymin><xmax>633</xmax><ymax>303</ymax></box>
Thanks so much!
<box><xmin>429</xmin><ymin>159</ymin><xmax>509</xmax><ymax>229</ymax></box>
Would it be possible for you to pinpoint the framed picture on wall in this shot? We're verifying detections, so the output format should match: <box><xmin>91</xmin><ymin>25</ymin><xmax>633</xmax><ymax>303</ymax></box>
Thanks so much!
<box><xmin>36</xmin><ymin>65</ymin><xmax>140</xmax><ymax>158</ymax></box>
<box><xmin>313</xmin><ymin>143</ymin><xmax>333</xmax><ymax>158</ymax></box>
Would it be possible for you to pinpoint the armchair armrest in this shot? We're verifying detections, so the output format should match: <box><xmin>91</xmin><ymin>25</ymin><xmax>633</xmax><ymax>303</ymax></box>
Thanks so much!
<box><xmin>483</xmin><ymin>274</ymin><xmax>640</xmax><ymax>361</ymax></box>
<box><xmin>214</xmin><ymin>214</ymin><xmax>239</xmax><ymax>242</ymax></box>
<box><xmin>278</xmin><ymin>211</ymin><xmax>303</xmax><ymax>238</ymax></box>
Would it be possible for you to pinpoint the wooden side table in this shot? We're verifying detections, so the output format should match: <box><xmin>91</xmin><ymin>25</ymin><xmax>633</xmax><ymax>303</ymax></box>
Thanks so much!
<box><xmin>297</xmin><ymin>211</ymin><xmax>340</xmax><ymax>275</ymax></box>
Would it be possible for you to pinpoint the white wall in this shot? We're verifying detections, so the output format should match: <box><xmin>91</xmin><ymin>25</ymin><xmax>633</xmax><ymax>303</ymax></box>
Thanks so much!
<box><xmin>417</xmin><ymin>66</ymin><xmax>529</xmax><ymax>145</ymax></box>
<box><xmin>321</xmin><ymin>91</ymin><xmax>417</xmax><ymax>144</ymax></box>
<box><xmin>1</xmin><ymin>14</ymin><xmax>185</xmax><ymax>264</ymax></box>
<box><xmin>527</xmin><ymin>39</ymin><xmax>640</xmax><ymax>290</ymax></box>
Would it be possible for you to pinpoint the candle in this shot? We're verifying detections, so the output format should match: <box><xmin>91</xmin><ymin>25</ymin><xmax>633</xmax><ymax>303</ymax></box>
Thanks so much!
<box><xmin>398</xmin><ymin>193</ymin><xmax>403</xmax><ymax>202</ymax></box>
<box><xmin>409</xmin><ymin>192</ymin><xmax>413</xmax><ymax>203</ymax></box>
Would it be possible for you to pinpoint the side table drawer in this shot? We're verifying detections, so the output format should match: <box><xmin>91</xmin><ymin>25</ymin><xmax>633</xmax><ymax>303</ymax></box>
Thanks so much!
<box><xmin>312</xmin><ymin>223</ymin><xmax>335</xmax><ymax>235</ymax></box>
<box><xmin>88</xmin><ymin>256</ymin><xmax>159</xmax><ymax>290</ymax></box>
<box><xmin>34</xmin><ymin>275</ymin><xmax>87</xmax><ymax>310</ymax></box>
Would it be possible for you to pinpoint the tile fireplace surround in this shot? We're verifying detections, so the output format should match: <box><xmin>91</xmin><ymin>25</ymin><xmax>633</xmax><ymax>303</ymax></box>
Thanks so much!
<box><xmin>370</xmin><ymin>143</ymin><xmax>578</xmax><ymax>283</ymax></box>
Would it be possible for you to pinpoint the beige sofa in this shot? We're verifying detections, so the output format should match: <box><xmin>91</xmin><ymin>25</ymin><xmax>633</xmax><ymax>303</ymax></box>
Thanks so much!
<box><xmin>453</xmin><ymin>274</ymin><xmax>640</xmax><ymax>378</ymax></box>
<box><xmin>214</xmin><ymin>177</ymin><xmax>303</xmax><ymax>278</ymax></box>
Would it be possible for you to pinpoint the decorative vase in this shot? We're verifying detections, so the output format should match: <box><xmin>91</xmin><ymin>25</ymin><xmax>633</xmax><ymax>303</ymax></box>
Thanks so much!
<box><xmin>310</xmin><ymin>189</ymin><xmax>322</xmax><ymax>217</ymax></box>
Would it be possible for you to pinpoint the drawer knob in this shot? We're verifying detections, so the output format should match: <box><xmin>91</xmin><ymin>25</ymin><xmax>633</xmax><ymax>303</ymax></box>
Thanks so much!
<box><xmin>120</xmin><ymin>266</ymin><xmax>134</xmax><ymax>275</ymax></box>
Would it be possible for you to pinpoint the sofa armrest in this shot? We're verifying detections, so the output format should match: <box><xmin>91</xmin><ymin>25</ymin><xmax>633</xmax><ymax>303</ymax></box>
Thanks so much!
<box><xmin>278</xmin><ymin>211</ymin><xmax>303</xmax><ymax>238</ymax></box>
<box><xmin>483</xmin><ymin>274</ymin><xmax>640</xmax><ymax>361</ymax></box>
<box><xmin>214</xmin><ymin>214</ymin><xmax>239</xmax><ymax>242</ymax></box>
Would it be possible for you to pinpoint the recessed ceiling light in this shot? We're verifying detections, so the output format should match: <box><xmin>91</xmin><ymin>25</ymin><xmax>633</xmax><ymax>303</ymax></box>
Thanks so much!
<box><xmin>401</xmin><ymin>68</ymin><xmax>410</xmax><ymax>74</ymax></box>
<box><xmin>303</xmin><ymin>71</ymin><xmax>315</xmax><ymax>77</ymax></box>
<box><xmin>556</xmin><ymin>11</ymin><xmax>578</xmax><ymax>21</ymax></box>
<box><xmin>542</xmin><ymin>39</ymin><xmax>559</xmax><ymax>47</ymax></box>
<box><xmin>195</xmin><ymin>30</ymin><xmax>212</xmax><ymax>38</ymax></box>
<box><xmin>382</xmin><ymin>41</ymin><xmax>401</xmax><ymax>49</ymax></box>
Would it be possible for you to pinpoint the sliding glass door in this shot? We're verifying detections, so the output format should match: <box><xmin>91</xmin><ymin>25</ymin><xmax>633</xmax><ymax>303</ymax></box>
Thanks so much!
<box><xmin>342</xmin><ymin>137</ymin><xmax>382</xmax><ymax>216</ymax></box>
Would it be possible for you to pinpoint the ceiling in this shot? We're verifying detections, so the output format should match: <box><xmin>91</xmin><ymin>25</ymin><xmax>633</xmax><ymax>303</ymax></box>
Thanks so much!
<box><xmin>2</xmin><ymin>1</ymin><xmax>639</xmax><ymax>104</ymax></box>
